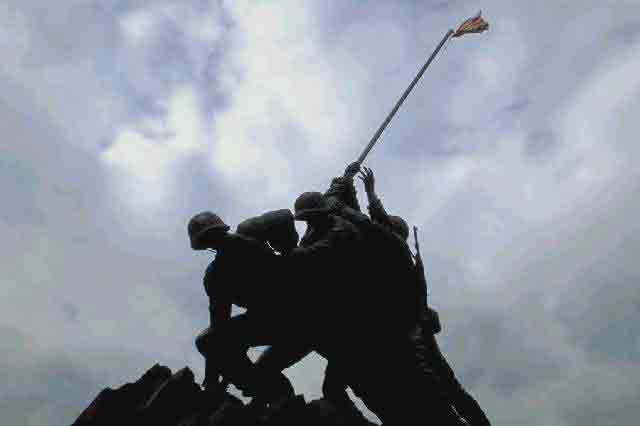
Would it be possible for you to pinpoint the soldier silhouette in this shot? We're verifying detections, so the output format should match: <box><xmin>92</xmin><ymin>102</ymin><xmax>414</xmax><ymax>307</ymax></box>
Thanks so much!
<box><xmin>189</xmin><ymin>211</ymin><xmax>299</xmax><ymax>406</ymax></box>
<box><xmin>190</xmin><ymin>202</ymin><xmax>361</xmax><ymax>410</ymax></box>
<box><xmin>356</xmin><ymin>167</ymin><xmax>490</xmax><ymax>425</ymax></box>
<box><xmin>188</xmin><ymin>164</ymin><xmax>486</xmax><ymax>425</ymax></box>
<box><xmin>251</xmin><ymin>182</ymin><xmax>364</xmax><ymax>390</ymax></box>
<box><xmin>320</xmin><ymin>166</ymin><xmax>424</xmax><ymax>418</ymax></box>
<box><xmin>352</xmin><ymin>167</ymin><xmax>490</xmax><ymax>425</ymax></box>
<box><xmin>249</xmin><ymin>165</ymin><xmax>459</xmax><ymax>425</ymax></box>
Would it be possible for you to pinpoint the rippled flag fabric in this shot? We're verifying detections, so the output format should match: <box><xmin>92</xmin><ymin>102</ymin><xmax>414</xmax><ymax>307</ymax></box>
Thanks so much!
<box><xmin>452</xmin><ymin>11</ymin><xmax>489</xmax><ymax>38</ymax></box>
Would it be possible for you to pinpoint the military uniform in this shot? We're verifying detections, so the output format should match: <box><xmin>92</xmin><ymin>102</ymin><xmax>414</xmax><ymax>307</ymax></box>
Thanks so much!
<box><xmin>298</xmin><ymin>165</ymin><xmax>362</xmax><ymax>248</ymax></box>
<box><xmin>236</xmin><ymin>209</ymin><xmax>299</xmax><ymax>255</ymax></box>
<box><xmin>318</xmin><ymin>206</ymin><xmax>423</xmax><ymax>418</ymax></box>
<box><xmin>190</xmin><ymin>212</ymin><xmax>300</xmax><ymax>402</ymax></box>
<box><xmin>319</xmin><ymin>171</ymin><xmax>466</xmax><ymax>424</ymax></box>
<box><xmin>248</xmin><ymin>189</ymin><xmax>364</xmax><ymax>403</ymax></box>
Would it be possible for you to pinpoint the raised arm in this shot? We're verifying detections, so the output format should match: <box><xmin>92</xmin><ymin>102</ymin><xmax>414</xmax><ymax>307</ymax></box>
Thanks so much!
<box><xmin>359</xmin><ymin>167</ymin><xmax>393</xmax><ymax>229</ymax></box>
<box><xmin>323</xmin><ymin>162</ymin><xmax>362</xmax><ymax>212</ymax></box>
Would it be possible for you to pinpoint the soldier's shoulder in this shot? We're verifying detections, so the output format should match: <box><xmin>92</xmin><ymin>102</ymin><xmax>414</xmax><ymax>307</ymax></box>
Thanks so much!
<box><xmin>236</xmin><ymin>210</ymin><xmax>294</xmax><ymax>236</ymax></box>
<box><xmin>233</xmin><ymin>233</ymin><xmax>277</xmax><ymax>260</ymax></box>
<box><xmin>236</xmin><ymin>217</ymin><xmax>266</xmax><ymax>240</ymax></box>
<box><xmin>261</xmin><ymin>209</ymin><xmax>295</xmax><ymax>223</ymax></box>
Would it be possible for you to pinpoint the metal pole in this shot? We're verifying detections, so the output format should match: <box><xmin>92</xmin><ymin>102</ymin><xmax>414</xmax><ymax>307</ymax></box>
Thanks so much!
<box><xmin>355</xmin><ymin>29</ymin><xmax>454</xmax><ymax>166</ymax></box>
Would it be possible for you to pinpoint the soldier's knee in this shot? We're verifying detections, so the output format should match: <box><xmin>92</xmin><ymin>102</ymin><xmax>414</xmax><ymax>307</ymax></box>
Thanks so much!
<box><xmin>195</xmin><ymin>339</ymin><xmax>206</xmax><ymax>355</ymax></box>
<box><xmin>196</xmin><ymin>326</ymin><xmax>218</xmax><ymax>355</ymax></box>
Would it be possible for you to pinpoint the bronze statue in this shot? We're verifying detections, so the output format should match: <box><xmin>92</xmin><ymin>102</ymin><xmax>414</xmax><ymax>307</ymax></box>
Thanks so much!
<box><xmin>187</xmin><ymin>164</ymin><xmax>490</xmax><ymax>425</ymax></box>
<box><xmin>189</xmin><ymin>211</ymin><xmax>297</xmax><ymax>405</ymax></box>
<box><xmin>249</xmin><ymin>179</ymin><xmax>365</xmax><ymax>404</ymax></box>
<box><xmin>318</xmin><ymin>167</ymin><xmax>427</xmax><ymax>418</ymax></box>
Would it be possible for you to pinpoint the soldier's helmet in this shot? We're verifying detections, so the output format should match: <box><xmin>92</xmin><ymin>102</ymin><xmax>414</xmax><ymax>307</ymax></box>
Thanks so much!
<box><xmin>263</xmin><ymin>209</ymin><xmax>299</xmax><ymax>253</ymax></box>
<box><xmin>389</xmin><ymin>215</ymin><xmax>409</xmax><ymax>241</ymax></box>
<box><xmin>188</xmin><ymin>211</ymin><xmax>230</xmax><ymax>250</ymax></box>
<box><xmin>294</xmin><ymin>192</ymin><xmax>331</xmax><ymax>221</ymax></box>
<box><xmin>237</xmin><ymin>209</ymin><xmax>299</xmax><ymax>253</ymax></box>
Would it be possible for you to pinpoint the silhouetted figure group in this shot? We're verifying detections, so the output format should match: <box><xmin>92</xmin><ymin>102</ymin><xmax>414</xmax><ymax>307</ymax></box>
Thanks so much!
<box><xmin>188</xmin><ymin>163</ymin><xmax>491</xmax><ymax>426</ymax></box>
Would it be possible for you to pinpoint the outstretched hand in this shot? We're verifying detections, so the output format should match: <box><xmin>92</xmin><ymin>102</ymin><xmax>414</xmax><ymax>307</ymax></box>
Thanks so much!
<box><xmin>358</xmin><ymin>166</ymin><xmax>375</xmax><ymax>194</ymax></box>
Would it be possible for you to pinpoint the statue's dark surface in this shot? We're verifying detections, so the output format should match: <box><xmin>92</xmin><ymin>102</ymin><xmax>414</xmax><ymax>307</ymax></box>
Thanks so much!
<box><xmin>72</xmin><ymin>164</ymin><xmax>490</xmax><ymax>426</ymax></box>
<box><xmin>189</xmin><ymin>210</ymin><xmax>301</xmax><ymax>405</ymax></box>
<box><xmin>185</xmin><ymin>164</ymin><xmax>490</xmax><ymax>425</ymax></box>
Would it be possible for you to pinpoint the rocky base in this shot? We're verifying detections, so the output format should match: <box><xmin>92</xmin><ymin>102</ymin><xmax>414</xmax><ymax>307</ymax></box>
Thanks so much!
<box><xmin>71</xmin><ymin>364</ymin><xmax>378</xmax><ymax>426</ymax></box>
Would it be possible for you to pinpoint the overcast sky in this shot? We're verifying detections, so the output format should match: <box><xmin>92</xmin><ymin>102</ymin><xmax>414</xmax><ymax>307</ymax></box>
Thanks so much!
<box><xmin>2</xmin><ymin>1</ymin><xmax>640</xmax><ymax>425</ymax></box>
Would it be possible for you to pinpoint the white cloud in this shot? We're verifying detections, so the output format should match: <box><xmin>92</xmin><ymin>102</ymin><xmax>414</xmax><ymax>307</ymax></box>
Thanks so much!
<box><xmin>210</xmin><ymin>1</ymin><xmax>375</xmax><ymax>209</ymax></box>
<box><xmin>555</xmin><ymin>39</ymin><xmax>640</xmax><ymax>179</ymax></box>
<box><xmin>101</xmin><ymin>86</ymin><xmax>205</xmax><ymax>208</ymax></box>
<box><xmin>0</xmin><ymin>3</ymin><xmax>31</xmax><ymax>74</ymax></box>
<box><xmin>103</xmin><ymin>129</ymin><xmax>172</xmax><ymax>182</ymax></box>
<box><xmin>415</xmin><ymin>39</ymin><xmax>640</xmax><ymax>231</ymax></box>
<box><xmin>120</xmin><ymin>4</ymin><xmax>222</xmax><ymax>48</ymax></box>
<box><xmin>3</xmin><ymin>1</ymin><xmax>640</xmax><ymax>425</ymax></box>
<box><xmin>119</xmin><ymin>8</ymin><xmax>156</xmax><ymax>46</ymax></box>
<box><xmin>448</xmin><ymin>18</ymin><xmax>527</xmax><ymax>128</ymax></box>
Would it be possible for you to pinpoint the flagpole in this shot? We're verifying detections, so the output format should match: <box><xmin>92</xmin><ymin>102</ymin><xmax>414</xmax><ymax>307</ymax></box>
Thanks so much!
<box><xmin>354</xmin><ymin>29</ymin><xmax>454</xmax><ymax>167</ymax></box>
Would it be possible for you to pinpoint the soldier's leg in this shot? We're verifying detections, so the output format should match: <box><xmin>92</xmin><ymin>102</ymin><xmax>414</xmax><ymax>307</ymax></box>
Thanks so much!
<box><xmin>255</xmin><ymin>343</ymin><xmax>313</xmax><ymax>373</ymax></box>
<box><xmin>347</xmin><ymin>334</ymin><xmax>465</xmax><ymax>426</ymax></box>
<box><xmin>195</xmin><ymin>327</ymin><xmax>218</xmax><ymax>390</ymax></box>
<box><xmin>204</xmin><ymin>313</ymin><xmax>297</xmax><ymax>402</ymax></box>
<box><xmin>242</xmin><ymin>343</ymin><xmax>313</xmax><ymax>409</ymax></box>
<box><xmin>426</xmin><ymin>335</ymin><xmax>491</xmax><ymax>426</ymax></box>
<box><xmin>250</xmin><ymin>343</ymin><xmax>312</xmax><ymax>395</ymax></box>
<box><xmin>196</xmin><ymin>325</ymin><xmax>256</xmax><ymax>393</ymax></box>
<box><xmin>312</xmin><ymin>337</ymin><xmax>396</xmax><ymax>423</ymax></box>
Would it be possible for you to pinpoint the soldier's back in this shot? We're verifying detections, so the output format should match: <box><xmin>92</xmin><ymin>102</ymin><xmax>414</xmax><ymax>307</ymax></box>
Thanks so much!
<box><xmin>204</xmin><ymin>233</ymin><xmax>279</xmax><ymax>309</ymax></box>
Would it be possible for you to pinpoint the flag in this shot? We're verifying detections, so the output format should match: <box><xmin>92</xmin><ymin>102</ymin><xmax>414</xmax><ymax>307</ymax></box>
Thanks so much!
<box><xmin>452</xmin><ymin>11</ymin><xmax>489</xmax><ymax>38</ymax></box>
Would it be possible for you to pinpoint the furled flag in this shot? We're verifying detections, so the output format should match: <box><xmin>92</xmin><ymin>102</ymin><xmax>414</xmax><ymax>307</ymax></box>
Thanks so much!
<box><xmin>452</xmin><ymin>11</ymin><xmax>489</xmax><ymax>38</ymax></box>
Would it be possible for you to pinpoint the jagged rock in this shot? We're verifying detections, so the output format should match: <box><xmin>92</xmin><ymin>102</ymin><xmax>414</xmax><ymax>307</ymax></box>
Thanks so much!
<box><xmin>179</xmin><ymin>392</ymin><xmax>243</xmax><ymax>426</ymax></box>
<box><xmin>258</xmin><ymin>394</ymin><xmax>307</xmax><ymax>426</ymax></box>
<box><xmin>139</xmin><ymin>367</ymin><xmax>205</xmax><ymax>426</ymax></box>
<box><xmin>72</xmin><ymin>363</ymin><xmax>172</xmax><ymax>426</ymax></box>
<box><xmin>208</xmin><ymin>396</ymin><xmax>247</xmax><ymax>426</ymax></box>
<box><xmin>71</xmin><ymin>388</ymin><xmax>117</xmax><ymax>426</ymax></box>
<box><xmin>72</xmin><ymin>364</ymin><xmax>390</xmax><ymax>426</ymax></box>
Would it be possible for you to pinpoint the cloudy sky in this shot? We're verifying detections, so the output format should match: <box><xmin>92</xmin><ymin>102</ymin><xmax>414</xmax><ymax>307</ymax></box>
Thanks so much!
<box><xmin>2</xmin><ymin>1</ymin><xmax>640</xmax><ymax>425</ymax></box>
